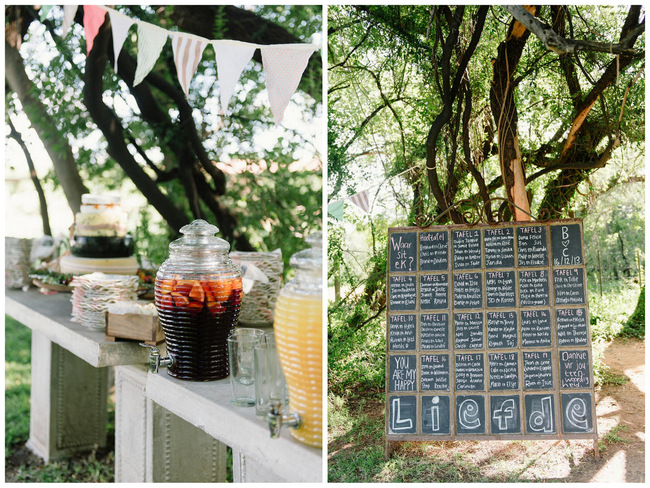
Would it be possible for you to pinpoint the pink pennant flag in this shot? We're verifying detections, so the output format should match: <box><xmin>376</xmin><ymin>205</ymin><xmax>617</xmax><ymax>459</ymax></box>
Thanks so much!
<box><xmin>62</xmin><ymin>5</ymin><xmax>78</xmax><ymax>38</ymax></box>
<box><xmin>107</xmin><ymin>8</ymin><xmax>135</xmax><ymax>73</ymax></box>
<box><xmin>350</xmin><ymin>190</ymin><xmax>371</xmax><ymax>213</ymax></box>
<box><xmin>261</xmin><ymin>44</ymin><xmax>318</xmax><ymax>125</ymax></box>
<box><xmin>83</xmin><ymin>5</ymin><xmax>107</xmax><ymax>55</ymax></box>
<box><xmin>213</xmin><ymin>41</ymin><xmax>257</xmax><ymax>114</ymax></box>
<box><xmin>133</xmin><ymin>22</ymin><xmax>169</xmax><ymax>86</ymax></box>
<box><xmin>171</xmin><ymin>33</ymin><xmax>208</xmax><ymax>98</ymax></box>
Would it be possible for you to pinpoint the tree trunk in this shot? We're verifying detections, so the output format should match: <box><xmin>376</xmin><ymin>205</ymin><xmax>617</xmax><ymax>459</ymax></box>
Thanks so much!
<box><xmin>5</xmin><ymin>39</ymin><xmax>88</xmax><ymax>214</ymax></box>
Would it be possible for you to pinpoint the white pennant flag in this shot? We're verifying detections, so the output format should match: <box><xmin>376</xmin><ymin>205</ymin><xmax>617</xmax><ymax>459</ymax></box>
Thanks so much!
<box><xmin>171</xmin><ymin>33</ymin><xmax>208</xmax><ymax>98</ymax></box>
<box><xmin>133</xmin><ymin>22</ymin><xmax>169</xmax><ymax>86</ymax></box>
<box><xmin>350</xmin><ymin>190</ymin><xmax>371</xmax><ymax>213</ymax></box>
<box><xmin>107</xmin><ymin>8</ymin><xmax>135</xmax><ymax>73</ymax></box>
<box><xmin>62</xmin><ymin>5</ymin><xmax>78</xmax><ymax>38</ymax></box>
<box><xmin>213</xmin><ymin>40</ymin><xmax>256</xmax><ymax>114</ymax></box>
<box><xmin>261</xmin><ymin>44</ymin><xmax>317</xmax><ymax>125</ymax></box>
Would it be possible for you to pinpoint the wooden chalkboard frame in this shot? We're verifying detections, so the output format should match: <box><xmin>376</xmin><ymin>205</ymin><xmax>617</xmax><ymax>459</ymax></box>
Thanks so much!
<box><xmin>385</xmin><ymin>219</ymin><xmax>598</xmax><ymax>456</ymax></box>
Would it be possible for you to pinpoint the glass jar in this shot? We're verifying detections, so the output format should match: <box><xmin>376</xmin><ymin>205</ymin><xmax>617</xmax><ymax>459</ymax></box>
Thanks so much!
<box><xmin>154</xmin><ymin>220</ymin><xmax>243</xmax><ymax>381</ymax></box>
<box><xmin>272</xmin><ymin>232</ymin><xmax>322</xmax><ymax>448</ymax></box>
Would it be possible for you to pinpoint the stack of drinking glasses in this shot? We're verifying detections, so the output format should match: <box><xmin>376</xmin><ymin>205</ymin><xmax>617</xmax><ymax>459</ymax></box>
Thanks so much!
<box><xmin>227</xmin><ymin>328</ymin><xmax>289</xmax><ymax>416</ymax></box>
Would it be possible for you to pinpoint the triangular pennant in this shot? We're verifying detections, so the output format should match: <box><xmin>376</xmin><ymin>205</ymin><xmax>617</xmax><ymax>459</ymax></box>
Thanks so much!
<box><xmin>62</xmin><ymin>5</ymin><xmax>78</xmax><ymax>38</ymax></box>
<box><xmin>39</xmin><ymin>5</ymin><xmax>53</xmax><ymax>21</ymax></box>
<box><xmin>171</xmin><ymin>33</ymin><xmax>208</xmax><ymax>98</ymax></box>
<box><xmin>350</xmin><ymin>190</ymin><xmax>371</xmax><ymax>213</ymax></box>
<box><xmin>133</xmin><ymin>22</ymin><xmax>169</xmax><ymax>86</ymax></box>
<box><xmin>261</xmin><ymin>44</ymin><xmax>317</xmax><ymax>125</ymax></box>
<box><xmin>83</xmin><ymin>5</ymin><xmax>107</xmax><ymax>55</ymax></box>
<box><xmin>213</xmin><ymin>41</ymin><xmax>256</xmax><ymax>114</ymax></box>
<box><xmin>328</xmin><ymin>200</ymin><xmax>345</xmax><ymax>221</ymax></box>
<box><xmin>107</xmin><ymin>8</ymin><xmax>135</xmax><ymax>73</ymax></box>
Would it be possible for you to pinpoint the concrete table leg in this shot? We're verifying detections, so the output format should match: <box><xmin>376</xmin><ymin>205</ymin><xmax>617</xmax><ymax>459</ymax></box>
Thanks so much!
<box><xmin>115</xmin><ymin>365</ymin><xmax>227</xmax><ymax>482</ymax></box>
<box><xmin>27</xmin><ymin>331</ymin><xmax>108</xmax><ymax>462</ymax></box>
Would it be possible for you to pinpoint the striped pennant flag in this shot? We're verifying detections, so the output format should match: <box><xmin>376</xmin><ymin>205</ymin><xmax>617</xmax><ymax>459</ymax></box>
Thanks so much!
<box><xmin>171</xmin><ymin>33</ymin><xmax>208</xmax><ymax>98</ymax></box>
<box><xmin>350</xmin><ymin>189</ymin><xmax>370</xmax><ymax>213</ymax></box>
<box><xmin>133</xmin><ymin>22</ymin><xmax>169</xmax><ymax>86</ymax></box>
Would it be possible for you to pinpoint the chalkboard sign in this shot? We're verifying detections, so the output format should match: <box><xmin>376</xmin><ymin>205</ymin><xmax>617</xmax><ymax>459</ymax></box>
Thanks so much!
<box><xmin>454</xmin><ymin>312</ymin><xmax>484</xmax><ymax>350</ymax></box>
<box><xmin>486</xmin><ymin>311</ymin><xmax>517</xmax><ymax>349</ymax></box>
<box><xmin>453</xmin><ymin>272</ymin><xmax>483</xmax><ymax>309</ymax></box>
<box><xmin>388</xmin><ymin>314</ymin><xmax>417</xmax><ymax>351</ymax></box>
<box><xmin>490</xmin><ymin>395</ymin><xmax>521</xmax><ymax>434</ymax></box>
<box><xmin>386</xmin><ymin>220</ymin><xmax>596</xmax><ymax>444</ymax></box>
<box><xmin>421</xmin><ymin>354</ymin><xmax>450</xmax><ymax>391</ymax></box>
<box><xmin>556</xmin><ymin>308</ymin><xmax>589</xmax><ymax>346</ymax></box>
<box><xmin>452</xmin><ymin>229</ymin><xmax>482</xmax><ymax>269</ymax></box>
<box><xmin>420</xmin><ymin>230</ymin><xmax>449</xmax><ymax>271</ymax></box>
<box><xmin>551</xmin><ymin>224</ymin><xmax>583</xmax><ymax>267</ymax></box>
<box><xmin>486</xmin><ymin>270</ymin><xmax>516</xmax><ymax>308</ymax></box>
<box><xmin>488</xmin><ymin>352</ymin><xmax>519</xmax><ymax>390</ymax></box>
<box><xmin>559</xmin><ymin>350</ymin><xmax>590</xmax><ymax>389</ymax></box>
<box><xmin>554</xmin><ymin>268</ymin><xmax>586</xmax><ymax>305</ymax></box>
<box><xmin>389</xmin><ymin>232</ymin><xmax>417</xmax><ymax>272</ymax></box>
<box><xmin>389</xmin><ymin>354</ymin><xmax>417</xmax><ymax>392</ymax></box>
<box><xmin>420</xmin><ymin>274</ymin><xmax>449</xmax><ymax>310</ymax></box>
<box><xmin>455</xmin><ymin>353</ymin><xmax>484</xmax><ymax>391</ymax></box>
<box><xmin>484</xmin><ymin>227</ymin><xmax>515</xmax><ymax>268</ymax></box>
<box><xmin>389</xmin><ymin>275</ymin><xmax>417</xmax><ymax>311</ymax></box>
<box><xmin>420</xmin><ymin>313</ymin><xmax>449</xmax><ymax>350</ymax></box>
<box><xmin>422</xmin><ymin>395</ymin><xmax>451</xmax><ymax>434</ymax></box>
<box><xmin>523</xmin><ymin>351</ymin><xmax>554</xmax><ymax>390</ymax></box>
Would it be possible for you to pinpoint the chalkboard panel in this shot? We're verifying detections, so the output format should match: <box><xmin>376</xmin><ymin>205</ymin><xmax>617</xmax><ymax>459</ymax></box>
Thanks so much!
<box><xmin>389</xmin><ymin>354</ymin><xmax>417</xmax><ymax>392</ymax></box>
<box><xmin>520</xmin><ymin>309</ymin><xmax>552</xmax><ymax>347</ymax></box>
<box><xmin>422</xmin><ymin>395</ymin><xmax>451</xmax><ymax>434</ymax></box>
<box><xmin>452</xmin><ymin>229</ymin><xmax>482</xmax><ymax>269</ymax></box>
<box><xmin>559</xmin><ymin>350</ymin><xmax>590</xmax><ymax>389</ymax></box>
<box><xmin>523</xmin><ymin>351</ymin><xmax>554</xmax><ymax>390</ymax></box>
<box><xmin>486</xmin><ymin>311</ymin><xmax>518</xmax><ymax>349</ymax></box>
<box><xmin>420</xmin><ymin>274</ymin><xmax>449</xmax><ymax>310</ymax></box>
<box><xmin>486</xmin><ymin>270</ymin><xmax>516</xmax><ymax>308</ymax></box>
<box><xmin>420</xmin><ymin>313</ymin><xmax>449</xmax><ymax>350</ymax></box>
<box><xmin>420</xmin><ymin>230</ymin><xmax>449</xmax><ymax>271</ymax></box>
<box><xmin>554</xmin><ymin>268</ymin><xmax>586</xmax><ymax>305</ymax></box>
<box><xmin>455</xmin><ymin>353</ymin><xmax>485</xmax><ymax>391</ymax></box>
<box><xmin>389</xmin><ymin>275</ymin><xmax>417</xmax><ymax>311</ymax></box>
<box><xmin>517</xmin><ymin>225</ymin><xmax>548</xmax><ymax>267</ymax></box>
<box><xmin>388</xmin><ymin>314</ymin><xmax>417</xmax><ymax>351</ymax></box>
<box><xmin>551</xmin><ymin>224</ymin><xmax>583</xmax><ymax>267</ymax></box>
<box><xmin>388</xmin><ymin>395</ymin><xmax>417</xmax><ymax>434</ymax></box>
<box><xmin>519</xmin><ymin>270</ymin><xmax>550</xmax><ymax>307</ymax></box>
<box><xmin>453</xmin><ymin>272</ymin><xmax>483</xmax><ymax>309</ymax></box>
<box><xmin>488</xmin><ymin>352</ymin><xmax>519</xmax><ymax>390</ymax></box>
<box><xmin>421</xmin><ymin>354</ymin><xmax>450</xmax><ymax>391</ymax></box>
<box><xmin>456</xmin><ymin>395</ymin><xmax>486</xmax><ymax>434</ymax></box>
<box><xmin>454</xmin><ymin>312</ymin><xmax>484</xmax><ymax>350</ymax></box>
<box><xmin>525</xmin><ymin>394</ymin><xmax>556</xmax><ymax>434</ymax></box>
<box><xmin>561</xmin><ymin>392</ymin><xmax>594</xmax><ymax>433</ymax></box>
<box><xmin>484</xmin><ymin>227</ymin><xmax>515</xmax><ymax>268</ymax></box>
<box><xmin>556</xmin><ymin>308</ymin><xmax>589</xmax><ymax>346</ymax></box>
<box><xmin>490</xmin><ymin>395</ymin><xmax>521</xmax><ymax>434</ymax></box>
<box><xmin>389</xmin><ymin>232</ymin><xmax>417</xmax><ymax>272</ymax></box>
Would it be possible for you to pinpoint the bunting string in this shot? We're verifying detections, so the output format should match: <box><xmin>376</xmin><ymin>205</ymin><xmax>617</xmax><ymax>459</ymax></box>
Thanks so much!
<box><xmin>55</xmin><ymin>5</ymin><xmax>320</xmax><ymax>125</ymax></box>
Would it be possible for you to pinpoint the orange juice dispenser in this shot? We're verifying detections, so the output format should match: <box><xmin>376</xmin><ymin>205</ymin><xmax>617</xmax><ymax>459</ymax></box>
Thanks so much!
<box><xmin>268</xmin><ymin>232</ymin><xmax>322</xmax><ymax>448</ymax></box>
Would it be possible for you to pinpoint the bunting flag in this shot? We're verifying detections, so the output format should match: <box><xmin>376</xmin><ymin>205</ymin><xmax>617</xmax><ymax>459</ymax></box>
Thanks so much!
<box><xmin>39</xmin><ymin>5</ymin><xmax>53</xmax><ymax>21</ymax></box>
<box><xmin>328</xmin><ymin>200</ymin><xmax>345</xmax><ymax>221</ymax></box>
<box><xmin>350</xmin><ymin>190</ymin><xmax>371</xmax><ymax>213</ymax></box>
<box><xmin>213</xmin><ymin>41</ymin><xmax>257</xmax><ymax>113</ymax></box>
<box><xmin>261</xmin><ymin>44</ymin><xmax>318</xmax><ymax>125</ymax></box>
<box><xmin>83</xmin><ymin>5</ymin><xmax>107</xmax><ymax>55</ymax></box>
<box><xmin>107</xmin><ymin>8</ymin><xmax>135</xmax><ymax>73</ymax></box>
<box><xmin>62</xmin><ymin>5</ymin><xmax>78</xmax><ymax>38</ymax></box>
<box><xmin>133</xmin><ymin>22</ymin><xmax>169</xmax><ymax>86</ymax></box>
<box><xmin>171</xmin><ymin>33</ymin><xmax>208</xmax><ymax>98</ymax></box>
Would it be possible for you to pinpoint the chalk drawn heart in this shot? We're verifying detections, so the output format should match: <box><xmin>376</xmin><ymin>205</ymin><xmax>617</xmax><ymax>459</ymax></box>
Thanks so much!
<box><xmin>562</xmin><ymin>240</ymin><xmax>570</xmax><ymax>247</ymax></box>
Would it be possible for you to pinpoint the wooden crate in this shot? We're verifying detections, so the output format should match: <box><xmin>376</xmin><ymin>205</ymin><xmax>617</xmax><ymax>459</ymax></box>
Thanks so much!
<box><xmin>105</xmin><ymin>312</ymin><xmax>164</xmax><ymax>346</ymax></box>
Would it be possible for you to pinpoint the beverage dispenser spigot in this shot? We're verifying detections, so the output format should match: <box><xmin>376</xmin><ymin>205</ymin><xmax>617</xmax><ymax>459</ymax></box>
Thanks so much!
<box><xmin>140</xmin><ymin>343</ymin><xmax>175</xmax><ymax>374</ymax></box>
<box><xmin>267</xmin><ymin>401</ymin><xmax>301</xmax><ymax>439</ymax></box>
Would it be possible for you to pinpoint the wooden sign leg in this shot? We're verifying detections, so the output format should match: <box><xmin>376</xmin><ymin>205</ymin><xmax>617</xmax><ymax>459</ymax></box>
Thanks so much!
<box><xmin>593</xmin><ymin>438</ymin><xmax>600</xmax><ymax>460</ymax></box>
<box><xmin>384</xmin><ymin>439</ymin><xmax>390</xmax><ymax>460</ymax></box>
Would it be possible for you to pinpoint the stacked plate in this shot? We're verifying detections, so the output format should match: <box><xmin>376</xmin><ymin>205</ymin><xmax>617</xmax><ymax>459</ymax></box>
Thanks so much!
<box><xmin>5</xmin><ymin>237</ymin><xmax>33</xmax><ymax>289</ymax></box>
<box><xmin>70</xmin><ymin>273</ymin><xmax>139</xmax><ymax>329</ymax></box>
